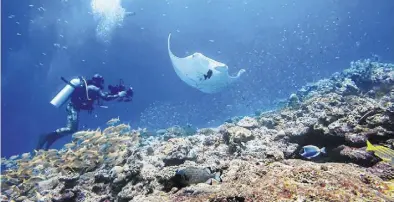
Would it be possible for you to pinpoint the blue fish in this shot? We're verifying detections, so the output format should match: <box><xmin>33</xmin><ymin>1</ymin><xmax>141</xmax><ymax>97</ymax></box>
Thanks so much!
<box><xmin>299</xmin><ymin>145</ymin><xmax>326</xmax><ymax>159</ymax></box>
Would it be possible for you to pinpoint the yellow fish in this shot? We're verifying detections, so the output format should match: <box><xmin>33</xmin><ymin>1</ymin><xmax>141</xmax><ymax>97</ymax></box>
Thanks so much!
<box><xmin>366</xmin><ymin>140</ymin><xmax>394</xmax><ymax>164</ymax></box>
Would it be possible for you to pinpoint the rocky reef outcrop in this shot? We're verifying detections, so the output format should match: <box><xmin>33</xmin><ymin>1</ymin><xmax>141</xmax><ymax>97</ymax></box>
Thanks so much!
<box><xmin>2</xmin><ymin>59</ymin><xmax>394</xmax><ymax>201</ymax></box>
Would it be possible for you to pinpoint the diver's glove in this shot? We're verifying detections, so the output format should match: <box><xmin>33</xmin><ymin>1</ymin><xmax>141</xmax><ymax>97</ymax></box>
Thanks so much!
<box><xmin>118</xmin><ymin>91</ymin><xmax>127</xmax><ymax>97</ymax></box>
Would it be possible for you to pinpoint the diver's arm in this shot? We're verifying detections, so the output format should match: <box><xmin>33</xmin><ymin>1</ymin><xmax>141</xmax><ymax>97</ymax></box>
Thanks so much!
<box><xmin>99</xmin><ymin>91</ymin><xmax>121</xmax><ymax>101</ymax></box>
<box><xmin>88</xmin><ymin>85</ymin><xmax>123</xmax><ymax>101</ymax></box>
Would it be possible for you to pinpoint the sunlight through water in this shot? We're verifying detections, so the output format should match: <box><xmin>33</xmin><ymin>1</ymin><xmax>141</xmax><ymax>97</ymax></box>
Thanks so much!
<box><xmin>90</xmin><ymin>0</ymin><xmax>126</xmax><ymax>43</ymax></box>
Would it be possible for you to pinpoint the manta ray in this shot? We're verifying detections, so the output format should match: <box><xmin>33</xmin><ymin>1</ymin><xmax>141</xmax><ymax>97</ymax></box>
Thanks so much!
<box><xmin>167</xmin><ymin>33</ymin><xmax>246</xmax><ymax>93</ymax></box>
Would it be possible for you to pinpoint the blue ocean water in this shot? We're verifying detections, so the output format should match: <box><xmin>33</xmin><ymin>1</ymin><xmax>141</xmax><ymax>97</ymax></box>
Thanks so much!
<box><xmin>1</xmin><ymin>0</ymin><xmax>393</xmax><ymax>158</ymax></box>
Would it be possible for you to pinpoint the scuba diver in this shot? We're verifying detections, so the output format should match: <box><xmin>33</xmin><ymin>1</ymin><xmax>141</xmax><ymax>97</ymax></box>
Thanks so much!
<box><xmin>36</xmin><ymin>74</ymin><xmax>133</xmax><ymax>150</ymax></box>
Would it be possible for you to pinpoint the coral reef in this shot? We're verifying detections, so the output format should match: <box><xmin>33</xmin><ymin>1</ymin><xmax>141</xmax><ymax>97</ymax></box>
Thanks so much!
<box><xmin>2</xmin><ymin>59</ymin><xmax>394</xmax><ymax>201</ymax></box>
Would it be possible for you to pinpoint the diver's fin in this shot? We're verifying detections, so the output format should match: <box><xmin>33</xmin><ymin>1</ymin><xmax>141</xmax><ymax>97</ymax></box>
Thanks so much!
<box><xmin>44</xmin><ymin>132</ymin><xmax>60</xmax><ymax>150</ymax></box>
<box><xmin>36</xmin><ymin>131</ymin><xmax>59</xmax><ymax>151</ymax></box>
<box><xmin>36</xmin><ymin>133</ymin><xmax>48</xmax><ymax>151</ymax></box>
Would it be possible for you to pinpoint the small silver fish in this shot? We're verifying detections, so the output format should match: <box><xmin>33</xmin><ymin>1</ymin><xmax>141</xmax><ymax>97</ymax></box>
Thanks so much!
<box><xmin>107</xmin><ymin>117</ymin><xmax>120</xmax><ymax>126</ymax></box>
<box><xmin>21</xmin><ymin>152</ymin><xmax>31</xmax><ymax>159</ymax></box>
<box><xmin>9</xmin><ymin>155</ymin><xmax>19</xmax><ymax>160</ymax></box>
<box><xmin>173</xmin><ymin>167</ymin><xmax>222</xmax><ymax>186</ymax></box>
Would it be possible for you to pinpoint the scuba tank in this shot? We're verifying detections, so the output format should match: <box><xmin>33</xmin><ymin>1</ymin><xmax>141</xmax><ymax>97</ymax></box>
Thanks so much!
<box><xmin>50</xmin><ymin>77</ymin><xmax>88</xmax><ymax>108</ymax></box>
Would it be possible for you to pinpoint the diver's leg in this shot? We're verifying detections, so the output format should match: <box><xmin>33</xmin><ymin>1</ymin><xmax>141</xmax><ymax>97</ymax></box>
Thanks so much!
<box><xmin>55</xmin><ymin>103</ymin><xmax>80</xmax><ymax>138</ymax></box>
<box><xmin>36</xmin><ymin>133</ymin><xmax>49</xmax><ymax>150</ymax></box>
<box><xmin>43</xmin><ymin>103</ymin><xmax>79</xmax><ymax>150</ymax></box>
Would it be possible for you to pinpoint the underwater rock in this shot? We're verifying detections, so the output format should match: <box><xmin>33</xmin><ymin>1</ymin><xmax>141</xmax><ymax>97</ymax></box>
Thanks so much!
<box><xmin>336</xmin><ymin>78</ymin><xmax>360</xmax><ymax>95</ymax></box>
<box><xmin>287</xmin><ymin>93</ymin><xmax>300</xmax><ymax>108</ymax></box>
<box><xmin>117</xmin><ymin>181</ymin><xmax>154</xmax><ymax>201</ymax></box>
<box><xmin>203</xmin><ymin>135</ymin><xmax>220</xmax><ymax>146</ymax></box>
<box><xmin>367</xmin><ymin>161</ymin><xmax>394</xmax><ymax>180</ymax></box>
<box><xmin>106</xmin><ymin>157</ymin><xmax>144</xmax><ymax>194</ymax></box>
<box><xmin>282</xmin><ymin>143</ymin><xmax>299</xmax><ymax>158</ymax></box>
<box><xmin>365</xmin><ymin>114</ymin><xmax>394</xmax><ymax>136</ymax></box>
<box><xmin>162</xmin><ymin>125</ymin><xmax>197</xmax><ymax>141</ymax></box>
<box><xmin>176</xmin><ymin>183</ymin><xmax>223</xmax><ymax>197</ymax></box>
<box><xmin>225</xmin><ymin>126</ymin><xmax>254</xmax><ymax>143</ymax></box>
<box><xmin>168</xmin><ymin>159</ymin><xmax>390</xmax><ymax>202</ymax></box>
<box><xmin>221</xmin><ymin>125</ymin><xmax>254</xmax><ymax>153</ymax></box>
<box><xmin>272</xmin><ymin>129</ymin><xmax>286</xmax><ymax>141</ymax></box>
<box><xmin>296</xmin><ymin>78</ymin><xmax>335</xmax><ymax>101</ymax></box>
<box><xmin>333</xmin><ymin>145</ymin><xmax>379</xmax><ymax>166</ymax></box>
<box><xmin>163</xmin><ymin>128</ymin><xmax>183</xmax><ymax>140</ymax></box>
<box><xmin>236</xmin><ymin>116</ymin><xmax>259</xmax><ymax>129</ymax></box>
<box><xmin>233</xmin><ymin>127</ymin><xmax>287</xmax><ymax>161</ymax></box>
<box><xmin>91</xmin><ymin>183</ymin><xmax>106</xmax><ymax>194</ymax></box>
<box><xmin>162</xmin><ymin>139</ymin><xmax>197</xmax><ymax>166</ymax></box>
<box><xmin>345</xmin><ymin>60</ymin><xmax>394</xmax><ymax>89</ymax></box>
<box><xmin>15</xmin><ymin>196</ymin><xmax>29</xmax><ymax>201</ymax></box>
<box><xmin>196</xmin><ymin>128</ymin><xmax>217</xmax><ymax>136</ymax></box>
<box><xmin>265</xmin><ymin>149</ymin><xmax>285</xmax><ymax>161</ymax></box>
<box><xmin>344</xmin><ymin>132</ymin><xmax>367</xmax><ymax>146</ymax></box>
<box><xmin>36</xmin><ymin>176</ymin><xmax>60</xmax><ymax>192</ymax></box>
<box><xmin>95</xmin><ymin>170</ymin><xmax>112</xmax><ymax>184</ymax></box>
<box><xmin>163</xmin><ymin>152</ymin><xmax>192</xmax><ymax>166</ymax></box>
<box><xmin>146</xmin><ymin>146</ymin><xmax>155</xmax><ymax>155</ymax></box>
<box><xmin>110</xmin><ymin>166</ymin><xmax>125</xmax><ymax>179</ymax></box>
<box><xmin>258</xmin><ymin>117</ymin><xmax>276</xmax><ymax>129</ymax></box>
<box><xmin>224</xmin><ymin>116</ymin><xmax>243</xmax><ymax>124</ymax></box>
<box><xmin>59</xmin><ymin>173</ymin><xmax>80</xmax><ymax>189</ymax></box>
<box><xmin>52</xmin><ymin>189</ymin><xmax>76</xmax><ymax>202</ymax></box>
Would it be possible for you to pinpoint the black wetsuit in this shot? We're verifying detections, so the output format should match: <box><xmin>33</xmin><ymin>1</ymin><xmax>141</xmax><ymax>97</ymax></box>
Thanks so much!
<box><xmin>37</xmin><ymin>83</ymin><xmax>121</xmax><ymax>150</ymax></box>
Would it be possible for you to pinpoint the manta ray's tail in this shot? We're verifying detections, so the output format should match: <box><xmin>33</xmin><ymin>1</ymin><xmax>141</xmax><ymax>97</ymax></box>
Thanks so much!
<box><xmin>229</xmin><ymin>69</ymin><xmax>246</xmax><ymax>83</ymax></box>
<box><xmin>236</xmin><ymin>69</ymin><xmax>246</xmax><ymax>78</ymax></box>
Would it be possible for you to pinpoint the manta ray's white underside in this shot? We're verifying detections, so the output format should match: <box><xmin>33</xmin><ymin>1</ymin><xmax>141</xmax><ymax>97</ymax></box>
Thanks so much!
<box><xmin>167</xmin><ymin>33</ymin><xmax>245</xmax><ymax>93</ymax></box>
